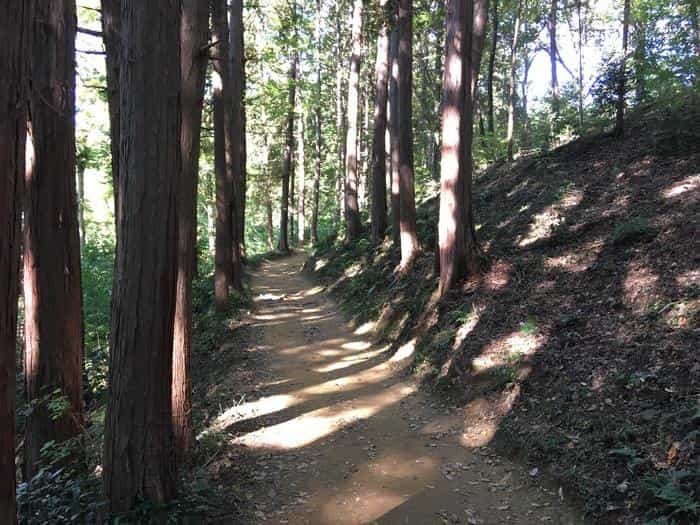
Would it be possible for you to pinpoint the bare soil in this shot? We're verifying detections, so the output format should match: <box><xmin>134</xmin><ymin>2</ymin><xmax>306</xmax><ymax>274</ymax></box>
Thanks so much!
<box><xmin>202</xmin><ymin>254</ymin><xmax>583</xmax><ymax>524</ymax></box>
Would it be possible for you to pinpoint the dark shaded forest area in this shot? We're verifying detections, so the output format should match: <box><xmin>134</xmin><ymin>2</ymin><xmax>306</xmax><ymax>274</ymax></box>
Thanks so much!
<box><xmin>0</xmin><ymin>0</ymin><xmax>698</xmax><ymax>523</ymax></box>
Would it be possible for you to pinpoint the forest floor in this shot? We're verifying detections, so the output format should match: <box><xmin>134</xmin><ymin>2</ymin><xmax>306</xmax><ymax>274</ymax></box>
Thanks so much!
<box><xmin>196</xmin><ymin>254</ymin><xmax>583</xmax><ymax>524</ymax></box>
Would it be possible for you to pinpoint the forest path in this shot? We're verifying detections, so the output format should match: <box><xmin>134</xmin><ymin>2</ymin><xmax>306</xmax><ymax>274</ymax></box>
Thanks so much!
<box><xmin>227</xmin><ymin>253</ymin><xmax>583</xmax><ymax>524</ymax></box>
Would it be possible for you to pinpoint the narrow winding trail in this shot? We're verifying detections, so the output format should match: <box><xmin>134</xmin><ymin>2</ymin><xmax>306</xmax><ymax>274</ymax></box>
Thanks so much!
<box><xmin>221</xmin><ymin>254</ymin><xmax>583</xmax><ymax>524</ymax></box>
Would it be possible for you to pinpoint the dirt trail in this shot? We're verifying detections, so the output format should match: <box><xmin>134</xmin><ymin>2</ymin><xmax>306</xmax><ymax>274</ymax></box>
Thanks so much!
<box><xmin>221</xmin><ymin>254</ymin><xmax>584</xmax><ymax>524</ymax></box>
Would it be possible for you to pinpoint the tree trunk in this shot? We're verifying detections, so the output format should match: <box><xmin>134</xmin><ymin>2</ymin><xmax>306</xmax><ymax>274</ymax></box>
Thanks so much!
<box><xmin>0</xmin><ymin>3</ymin><xmax>31</xmax><ymax>520</ymax></box>
<box><xmin>576</xmin><ymin>0</ymin><xmax>585</xmax><ymax>129</ymax></box>
<box><xmin>103</xmin><ymin>0</ymin><xmax>180</xmax><ymax>512</ymax></box>
<box><xmin>312</xmin><ymin>0</ymin><xmax>322</xmax><ymax>246</ymax></box>
<box><xmin>335</xmin><ymin>17</ymin><xmax>345</xmax><ymax>230</ymax></box>
<box><xmin>24</xmin><ymin>0</ymin><xmax>84</xmax><ymax>481</ymax></box>
<box><xmin>438</xmin><ymin>0</ymin><xmax>483</xmax><ymax>296</ymax></box>
<box><xmin>397</xmin><ymin>0</ymin><xmax>420</xmax><ymax>268</ymax></box>
<box><xmin>297</xmin><ymin>111</ymin><xmax>306</xmax><ymax>245</ymax></box>
<box><xmin>77</xmin><ymin>163</ymin><xmax>86</xmax><ymax>253</ymax></box>
<box><xmin>344</xmin><ymin>0</ymin><xmax>364</xmax><ymax>242</ymax></box>
<box><xmin>471</xmin><ymin>0</ymin><xmax>490</xmax><ymax>100</ymax></box>
<box><xmin>279</xmin><ymin>50</ymin><xmax>298</xmax><ymax>253</ymax></box>
<box><xmin>229</xmin><ymin>0</ymin><xmax>245</xmax><ymax>270</ymax></box>
<box><xmin>312</xmin><ymin>110</ymin><xmax>322</xmax><ymax>245</ymax></box>
<box><xmin>212</xmin><ymin>0</ymin><xmax>233</xmax><ymax>307</ymax></box>
<box><xmin>486</xmin><ymin>0</ymin><xmax>498</xmax><ymax>134</ymax></box>
<box><xmin>173</xmin><ymin>0</ymin><xmax>208</xmax><ymax>465</ymax></box>
<box><xmin>101</xmin><ymin>0</ymin><xmax>120</xmax><ymax>220</ymax></box>
<box><xmin>614</xmin><ymin>0</ymin><xmax>630</xmax><ymax>137</ymax></box>
<box><xmin>389</xmin><ymin>26</ymin><xmax>401</xmax><ymax>247</ymax></box>
<box><xmin>371</xmin><ymin>0</ymin><xmax>391</xmax><ymax>245</ymax></box>
<box><xmin>549</xmin><ymin>0</ymin><xmax>559</xmax><ymax>111</ymax></box>
<box><xmin>506</xmin><ymin>0</ymin><xmax>522</xmax><ymax>161</ymax></box>
<box><xmin>521</xmin><ymin>53</ymin><xmax>532</xmax><ymax>148</ymax></box>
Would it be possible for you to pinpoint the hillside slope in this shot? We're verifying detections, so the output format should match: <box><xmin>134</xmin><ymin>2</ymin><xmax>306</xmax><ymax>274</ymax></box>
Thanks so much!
<box><xmin>306</xmin><ymin>105</ymin><xmax>700</xmax><ymax>523</ymax></box>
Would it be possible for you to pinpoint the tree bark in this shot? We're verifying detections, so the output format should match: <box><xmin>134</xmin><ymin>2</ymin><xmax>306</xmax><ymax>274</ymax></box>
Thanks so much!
<box><xmin>471</xmin><ymin>0</ymin><xmax>490</xmax><ymax>100</ymax></box>
<box><xmin>549</xmin><ymin>0</ymin><xmax>559</xmax><ymax>111</ymax></box>
<box><xmin>103</xmin><ymin>0</ymin><xmax>180</xmax><ymax>512</ymax></box>
<box><xmin>614</xmin><ymin>0</ymin><xmax>630</xmax><ymax>137</ymax></box>
<box><xmin>101</xmin><ymin>0</ymin><xmax>120</xmax><ymax>220</ymax></box>
<box><xmin>229</xmin><ymin>0</ymin><xmax>245</xmax><ymax>271</ymax></box>
<box><xmin>344</xmin><ymin>0</ymin><xmax>364</xmax><ymax>242</ymax></box>
<box><xmin>398</xmin><ymin>0</ymin><xmax>420</xmax><ymax>268</ymax></box>
<box><xmin>335</xmin><ymin>13</ymin><xmax>346</xmax><ymax>231</ymax></box>
<box><xmin>389</xmin><ymin>26</ymin><xmax>401</xmax><ymax>247</ymax></box>
<box><xmin>297</xmin><ymin>111</ymin><xmax>306</xmax><ymax>245</ymax></box>
<box><xmin>212</xmin><ymin>0</ymin><xmax>234</xmax><ymax>307</ymax></box>
<box><xmin>0</xmin><ymin>2</ymin><xmax>31</xmax><ymax>520</ymax></box>
<box><xmin>312</xmin><ymin>0</ymin><xmax>323</xmax><ymax>246</ymax></box>
<box><xmin>371</xmin><ymin>0</ymin><xmax>391</xmax><ymax>245</ymax></box>
<box><xmin>173</xmin><ymin>0</ymin><xmax>208</xmax><ymax>465</ymax></box>
<box><xmin>279</xmin><ymin>50</ymin><xmax>298</xmax><ymax>253</ymax></box>
<box><xmin>506</xmin><ymin>0</ymin><xmax>522</xmax><ymax>161</ymax></box>
<box><xmin>438</xmin><ymin>0</ymin><xmax>483</xmax><ymax>296</ymax></box>
<box><xmin>486</xmin><ymin>0</ymin><xmax>498</xmax><ymax>134</ymax></box>
<box><xmin>24</xmin><ymin>0</ymin><xmax>84</xmax><ymax>481</ymax></box>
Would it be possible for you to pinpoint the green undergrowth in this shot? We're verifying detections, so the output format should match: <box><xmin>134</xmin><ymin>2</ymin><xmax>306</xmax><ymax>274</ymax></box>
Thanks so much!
<box><xmin>17</xmin><ymin>262</ymin><xmax>253</xmax><ymax>524</ymax></box>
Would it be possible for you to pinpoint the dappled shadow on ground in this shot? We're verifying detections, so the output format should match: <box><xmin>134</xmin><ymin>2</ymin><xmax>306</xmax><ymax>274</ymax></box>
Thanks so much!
<box><xmin>197</xmin><ymin>255</ymin><xmax>582</xmax><ymax>524</ymax></box>
<box><xmin>302</xmin><ymin>107</ymin><xmax>699</xmax><ymax>523</ymax></box>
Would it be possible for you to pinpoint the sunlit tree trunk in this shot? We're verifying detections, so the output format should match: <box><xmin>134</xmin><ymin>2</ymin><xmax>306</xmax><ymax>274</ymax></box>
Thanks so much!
<box><xmin>389</xmin><ymin>27</ymin><xmax>401</xmax><ymax>247</ymax></box>
<box><xmin>506</xmin><ymin>0</ymin><xmax>522</xmax><ymax>161</ymax></box>
<box><xmin>439</xmin><ymin>0</ymin><xmax>483</xmax><ymax>296</ymax></box>
<box><xmin>24</xmin><ymin>0</ymin><xmax>84</xmax><ymax>481</ymax></box>
<box><xmin>279</xmin><ymin>50</ymin><xmax>298</xmax><ymax>253</ymax></box>
<box><xmin>614</xmin><ymin>0</ymin><xmax>630</xmax><ymax>137</ymax></box>
<box><xmin>173</xmin><ymin>0</ymin><xmax>208</xmax><ymax>464</ymax></box>
<box><xmin>103</xmin><ymin>0</ymin><xmax>180</xmax><ymax>512</ymax></box>
<box><xmin>486</xmin><ymin>0</ymin><xmax>498</xmax><ymax>134</ymax></box>
<box><xmin>101</xmin><ymin>0</ymin><xmax>120</xmax><ymax>220</ymax></box>
<box><xmin>398</xmin><ymin>0</ymin><xmax>420</xmax><ymax>268</ymax></box>
<box><xmin>371</xmin><ymin>0</ymin><xmax>391</xmax><ymax>245</ymax></box>
<box><xmin>212</xmin><ymin>0</ymin><xmax>234</xmax><ymax>307</ymax></box>
<box><xmin>344</xmin><ymin>0</ymin><xmax>364</xmax><ymax>242</ymax></box>
<box><xmin>0</xmin><ymin>3</ymin><xmax>31</xmax><ymax>519</ymax></box>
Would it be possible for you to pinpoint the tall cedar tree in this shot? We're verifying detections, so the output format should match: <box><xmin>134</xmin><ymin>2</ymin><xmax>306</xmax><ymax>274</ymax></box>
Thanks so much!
<box><xmin>279</xmin><ymin>49</ymin><xmax>298</xmax><ymax>252</ymax></box>
<box><xmin>0</xmin><ymin>2</ymin><xmax>32</xmax><ymax>520</ymax></box>
<box><xmin>212</xmin><ymin>0</ymin><xmax>236</xmax><ymax>307</ymax></box>
<box><xmin>549</xmin><ymin>0</ymin><xmax>559</xmax><ymax>110</ymax></box>
<box><xmin>438</xmin><ymin>0</ymin><xmax>484</xmax><ymax>295</ymax></box>
<box><xmin>103</xmin><ymin>0</ymin><xmax>180</xmax><ymax>512</ymax></box>
<box><xmin>471</xmin><ymin>0</ymin><xmax>490</xmax><ymax>100</ymax></box>
<box><xmin>173</xmin><ymin>0</ymin><xmax>209</xmax><ymax>463</ymax></box>
<box><xmin>24</xmin><ymin>0</ymin><xmax>84</xmax><ymax>480</ymax></box>
<box><xmin>371</xmin><ymin>0</ymin><xmax>391</xmax><ymax>245</ymax></box>
<box><xmin>298</xmin><ymin>111</ymin><xmax>307</xmax><ymax>244</ymax></box>
<box><xmin>397</xmin><ymin>0</ymin><xmax>420</xmax><ymax>268</ymax></box>
<box><xmin>506</xmin><ymin>0</ymin><xmax>523</xmax><ymax>161</ymax></box>
<box><xmin>311</xmin><ymin>0</ymin><xmax>323</xmax><ymax>246</ymax></box>
<box><xmin>230</xmin><ymin>0</ymin><xmax>246</xmax><ymax>266</ymax></box>
<box><xmin>344</xmin><ymin>0</ymin><xmax>364</xmax><ymax>242</ymax></box>
<box><xmin>101</xmin><ymin>0</ymin><xmax>120</xmax><ymax>218</ymax></box>
<box><xmin>614</xmin><ymin>0</ymin><xmax>631</xmax><ymax>136</ymax></box>
<box><xmin>389</xmin><ymin>27</ymin><xmax>401</xmax><ymax>247</ymax></box>
<box><xmin>486</xmin><ymin>0</ymin><xmax>498</xmax><ymax>134</ymax></box>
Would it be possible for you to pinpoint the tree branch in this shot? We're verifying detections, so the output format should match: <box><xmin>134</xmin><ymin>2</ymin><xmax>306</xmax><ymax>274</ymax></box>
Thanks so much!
<box><xmin>78</xmin><ymin>26</ymin><xmax>103</xmax><ymax>38</ymax></box>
